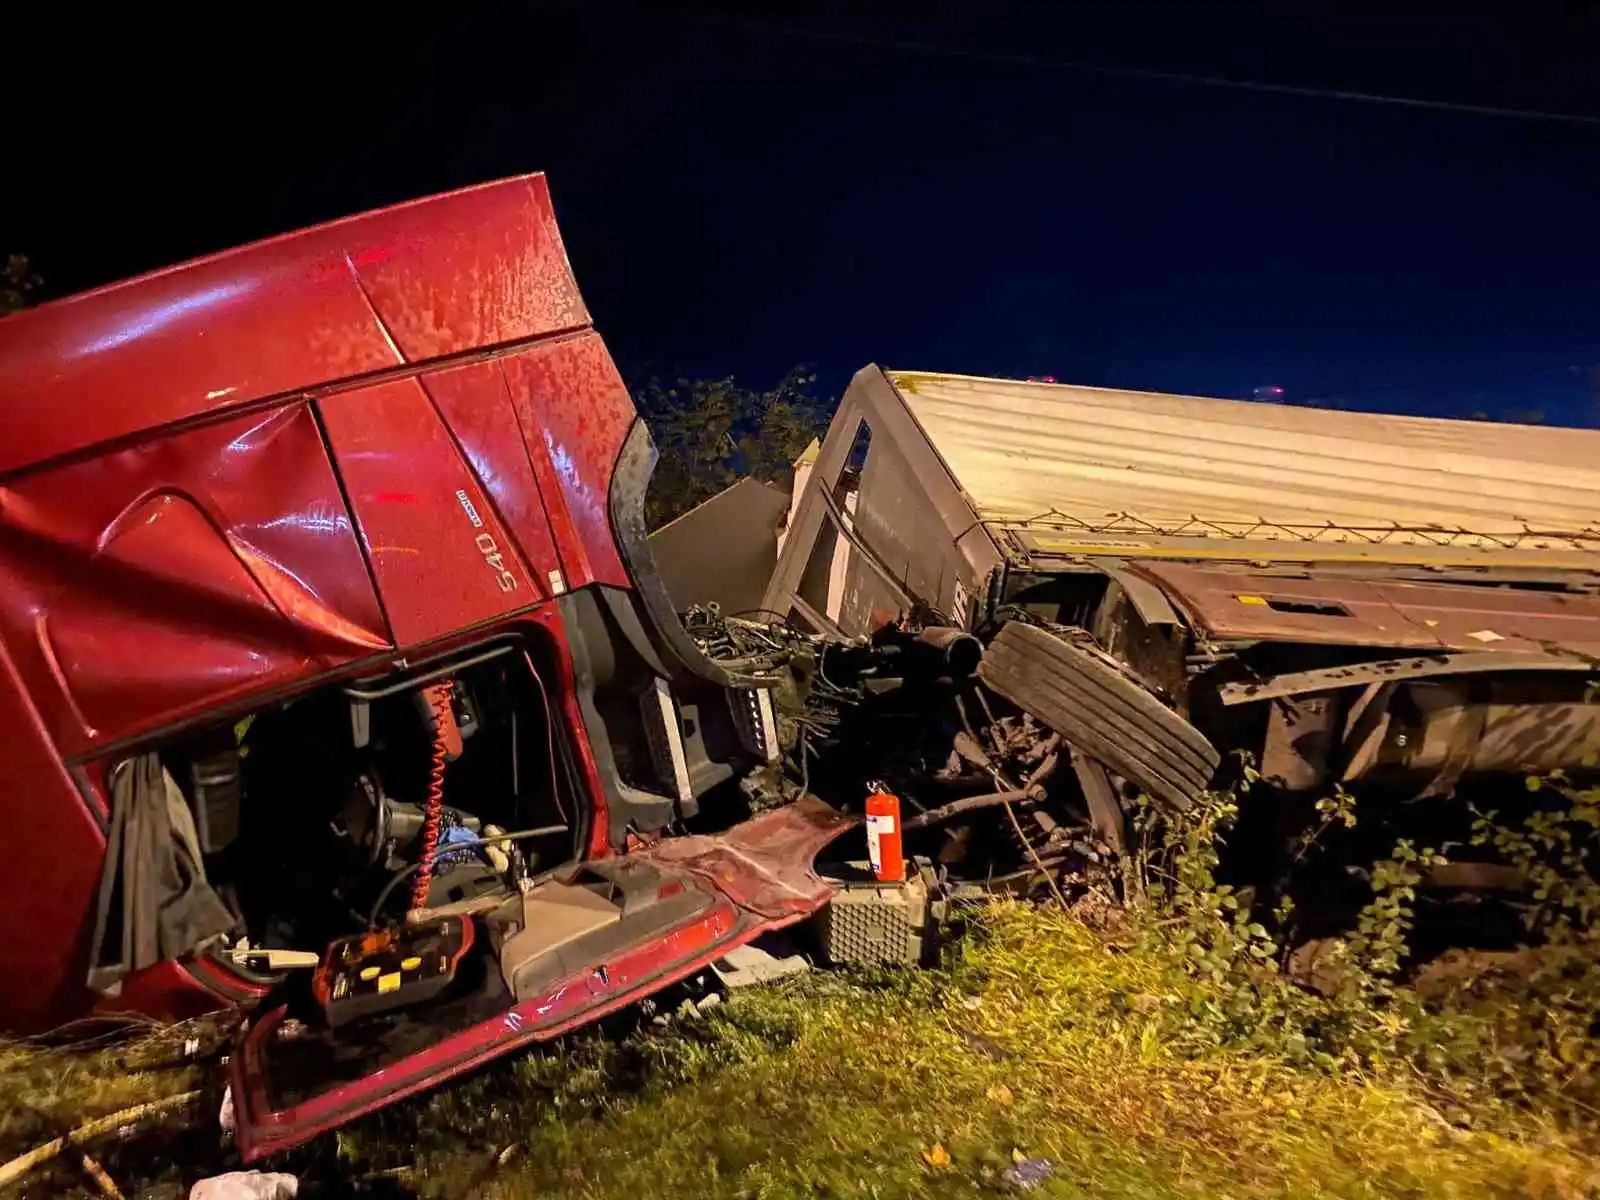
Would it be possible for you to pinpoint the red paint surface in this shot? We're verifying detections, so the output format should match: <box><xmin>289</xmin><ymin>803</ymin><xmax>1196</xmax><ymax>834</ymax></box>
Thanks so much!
<box><xmin>521</xmin><ymin>606</ymin><xmax>614</xmax><ymax>859</ymax></box>
<box><xmin>499</xmin><ymin>334</ymin><xmax>635</xmax><ymax>589</ymax></box>
<box><xmin>318</xmin><ymin>376</ymin><xmax>534</xmax><ymax>648</ymax></box>
<box><xmin>347</xmin><ymin>179</ymin><xmax>587</xmax><ymax>364</ymax></box>
<box><xmin>0</xmin><ymin>175</ymin><xmax>587</xmax><ymax>476</ymax></box>
<box><xmin>85</xmin><ymin>954</ymin><xmax>274</xmax><ymax>1029</ymax></box>
<box><xmin>0</xmin><ymin>403</ymin><xmax>391</xmax><ymax>756</ymax></box>
<box><xmin>420</xmin><ymin>361</ymin><xmax>562</xmax><ymax>595</ymax></box>
<box><xmin>233</xmin><ymin>800</ymin><xmax>856</xmax><ymax>1160</ymax></box>
<box><xmin>91</xmin><ymin>962</ymin><xmax>240</xmax><ymax>1025</ymax></box>
<box><xmin>0</xmin><ymin>636</ymin><xmax>108</xmax><ymax>1031</ymax></box>
<box><xmin>644</xmin><ymin>798</ymin><xmax>858</xmax><ymax>918</ymax></box>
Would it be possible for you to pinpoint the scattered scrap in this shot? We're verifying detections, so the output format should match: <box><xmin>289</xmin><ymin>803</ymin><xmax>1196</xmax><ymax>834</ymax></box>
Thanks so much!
<box><xmin>711</xmin><ymin>939</ymin><xmax>812</xmax><ymax>989</ymax></box>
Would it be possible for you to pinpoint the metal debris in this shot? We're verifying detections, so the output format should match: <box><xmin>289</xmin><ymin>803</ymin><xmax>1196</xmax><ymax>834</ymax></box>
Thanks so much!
<box><xmin>712</xmin><ymin>940</ymin><xmax>812</xmax><ymax>988</ymax></box>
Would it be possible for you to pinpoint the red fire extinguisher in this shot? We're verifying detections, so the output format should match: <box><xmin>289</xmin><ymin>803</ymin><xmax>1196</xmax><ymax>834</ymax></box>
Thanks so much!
<box><xmin>865</xmin><ymin>788</ymin><xmax>905</xmax><ymax>883</ymax></box>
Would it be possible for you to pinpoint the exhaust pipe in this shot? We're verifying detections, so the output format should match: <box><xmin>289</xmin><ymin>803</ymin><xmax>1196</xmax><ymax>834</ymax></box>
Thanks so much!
<box><xmin>916</xmin><ymin>627</ymin><xmax>983</xmax><ymax>678</ymax></box>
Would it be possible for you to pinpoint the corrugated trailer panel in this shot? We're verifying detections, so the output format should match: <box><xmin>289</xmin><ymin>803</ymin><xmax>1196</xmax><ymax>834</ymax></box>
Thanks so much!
<box><xmin>888</xmin><ymin>371</ymin><xmax>1600</xmax><ymax>559</ymax></box>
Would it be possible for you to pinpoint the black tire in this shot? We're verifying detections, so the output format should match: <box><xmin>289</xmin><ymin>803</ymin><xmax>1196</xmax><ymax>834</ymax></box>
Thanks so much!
<box><xmin>978</xmin><ymin>621</ymin><xmax>1219</xmax><ymax>812</ymax></box>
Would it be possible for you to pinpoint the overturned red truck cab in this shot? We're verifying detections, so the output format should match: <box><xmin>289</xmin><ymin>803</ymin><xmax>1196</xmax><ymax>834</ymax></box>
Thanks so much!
<box><xmin>0</xmin><ymin>176</ymin><xmax>851</xmax><ymax>1158</ymax></box>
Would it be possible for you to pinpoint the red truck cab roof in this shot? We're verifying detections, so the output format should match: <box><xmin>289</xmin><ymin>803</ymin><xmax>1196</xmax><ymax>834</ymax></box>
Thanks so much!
<box><xmin>0</xmin><ymin>174</ymin><xmax>589</xmax><ymax>477</ymax></box>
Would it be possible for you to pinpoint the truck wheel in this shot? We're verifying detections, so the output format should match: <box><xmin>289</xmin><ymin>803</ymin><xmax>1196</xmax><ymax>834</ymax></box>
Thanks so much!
<box><xmin>978</xmin><ymin>621</ymin><xmax>1220</xmax><ymax>813</ymax></box>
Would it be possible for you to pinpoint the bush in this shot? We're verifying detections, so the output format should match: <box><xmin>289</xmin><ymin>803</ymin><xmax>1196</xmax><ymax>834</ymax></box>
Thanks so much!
<box><xmin>1130</xmin><ymin>771</ymin><xmax>1600</xmax><ymax>1133</ymax></box>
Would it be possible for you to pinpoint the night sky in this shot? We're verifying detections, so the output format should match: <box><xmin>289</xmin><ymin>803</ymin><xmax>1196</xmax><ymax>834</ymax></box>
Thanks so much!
<box><xmin>12</xmin><ymin>3</ymin><xmax>1600</xmax><ymax>424</ymax></box>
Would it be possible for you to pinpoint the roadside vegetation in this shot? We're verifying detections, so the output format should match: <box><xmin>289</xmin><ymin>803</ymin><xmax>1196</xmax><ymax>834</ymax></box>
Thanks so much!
<box><xmin>4</xmin><ymin>777</ymin><xmax>1596</xmax><ymax>1198</ymax></box>
<box><xmin>632</xmin><ymin>366</ymin><xmax>831</xmax><ymax>529</ymax></box>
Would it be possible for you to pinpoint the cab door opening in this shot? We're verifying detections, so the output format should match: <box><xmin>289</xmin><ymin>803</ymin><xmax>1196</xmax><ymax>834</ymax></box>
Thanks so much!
<box><xmin>90</xmin><ymin>632</ymin><xmax>583</xmax><ymax>1006</ymax></box>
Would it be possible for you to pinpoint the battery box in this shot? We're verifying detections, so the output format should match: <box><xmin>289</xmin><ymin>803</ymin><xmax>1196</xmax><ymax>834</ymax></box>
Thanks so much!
<box><xmin>812</xmin><ymin>862</ymin><xmax>938</xmax><ymax>967</ymax></box>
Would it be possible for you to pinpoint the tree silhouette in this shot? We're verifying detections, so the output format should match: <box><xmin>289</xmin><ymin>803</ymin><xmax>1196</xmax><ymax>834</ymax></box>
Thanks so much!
<box><xmin>1</xmin><ymin>255</ymin><xmax>41</xmax><ymax>315</ymax></box>
<box><xmin>636</xmin><ymin>366</ymin><xmax>831</xmax><ymax>528</ymax></box>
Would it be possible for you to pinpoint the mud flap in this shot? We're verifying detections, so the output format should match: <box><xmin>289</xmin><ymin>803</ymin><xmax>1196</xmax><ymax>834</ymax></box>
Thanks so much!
<box><xmin>231</xmin><ymin>798</ymin><xmax>854</xmax><ymax>1162</ymax></box>
<box><xmin>978</xmin><ymin>621</ymin><xmax>1220</xmax><ymax>813</ymax></box>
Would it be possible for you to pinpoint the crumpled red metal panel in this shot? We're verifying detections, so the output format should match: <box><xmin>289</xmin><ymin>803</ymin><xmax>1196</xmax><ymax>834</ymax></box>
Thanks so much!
<box><xmin>645</xmin><ymin>796</ymin><xmax>858</xmax><ymax>919</ymax></box>
<box><xmin>0</xmin><ymin>403</ymin><xmax>391</xmax><ymax>755</ymax></box>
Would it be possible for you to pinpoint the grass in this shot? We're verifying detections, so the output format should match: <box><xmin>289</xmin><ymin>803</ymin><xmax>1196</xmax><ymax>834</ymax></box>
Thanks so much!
<box><xmin>0</xmin><ymin>1016</ymin><xmax>222</xmax><ymax>1198</ymax></box>
<box><xmin>8</xmin><ymin>904</ymin><xmax>1594</xmax><ymax>1198</ymax></box>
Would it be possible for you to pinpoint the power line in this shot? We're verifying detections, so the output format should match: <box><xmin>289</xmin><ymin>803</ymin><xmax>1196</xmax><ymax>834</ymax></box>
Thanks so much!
<box><xmin>703</xmin><ymin>16</ymin><xmax>1600</xmax><ymax>128</ymax></box>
